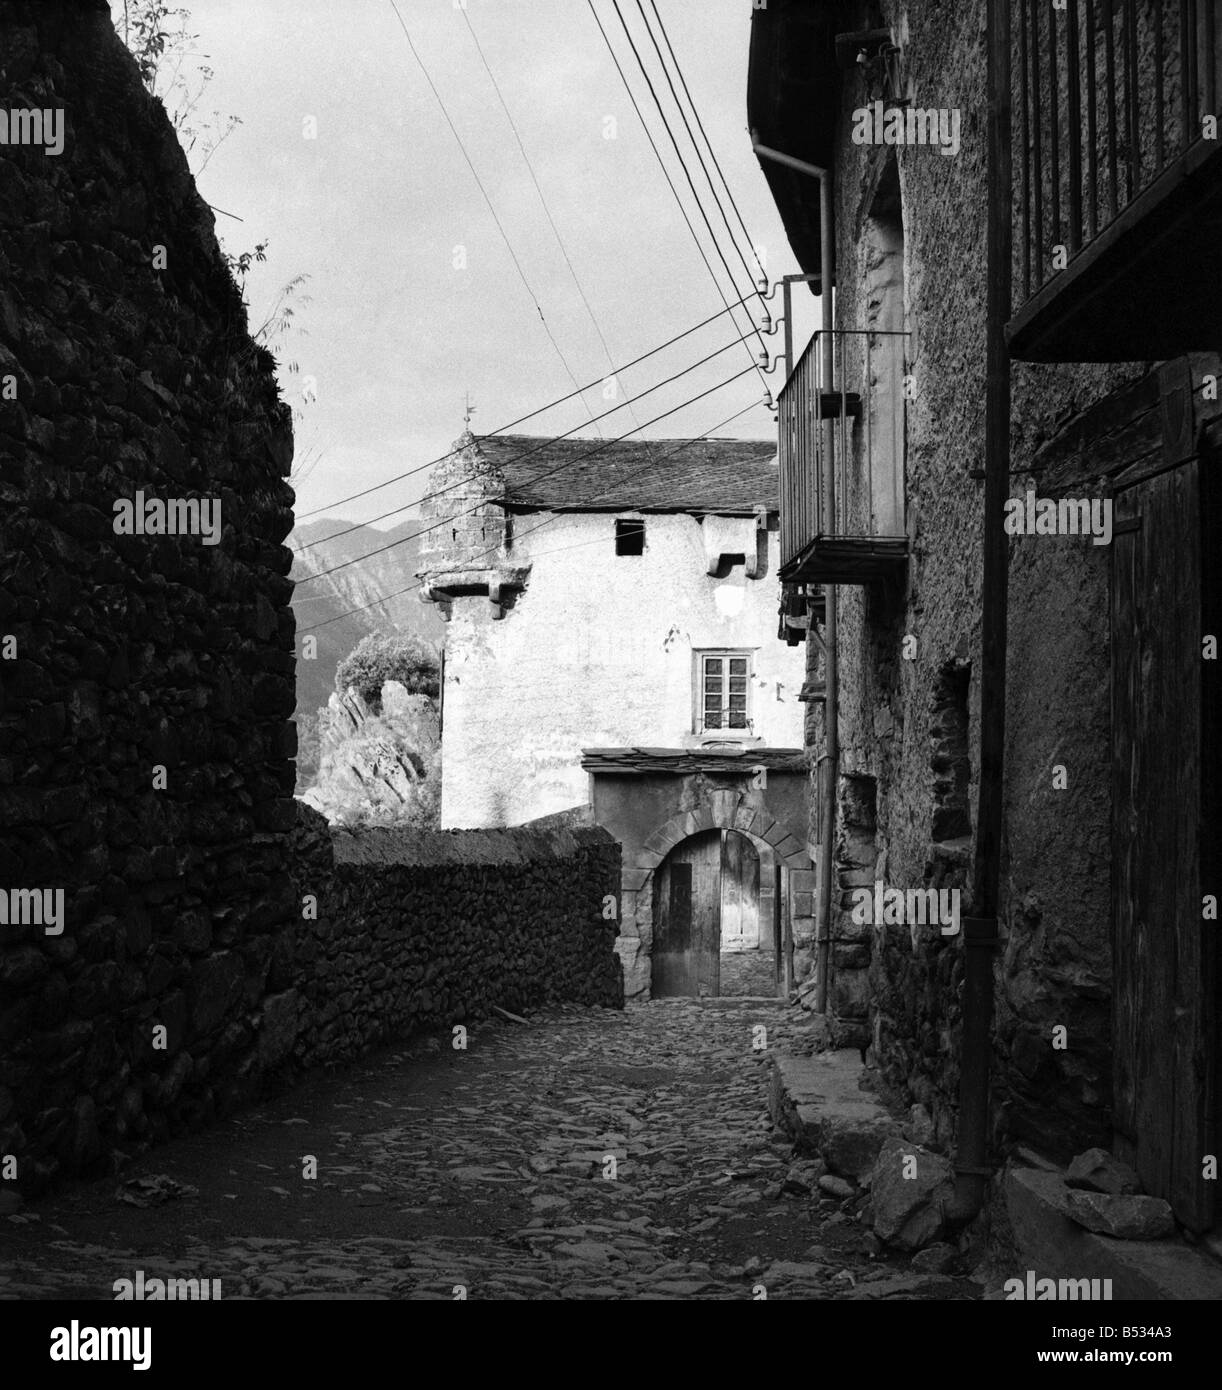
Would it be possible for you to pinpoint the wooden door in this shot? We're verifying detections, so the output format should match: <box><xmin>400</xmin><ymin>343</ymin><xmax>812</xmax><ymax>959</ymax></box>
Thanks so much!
<box><xmin>1111</xmin><ymin>459</ymin><xmax>1216</xmax><ymax>1231</ymax></box>
<box><xmin>652</xmin><ymin>858</ymin><xmax>692</xmax><ymax>997</ymax></box>
<box><xmin>652</xmin><ymin>831</ymin><xmax>721</xmax><ymax>998</ymax></box>
<box><xmin>721</xmin><ymin>831</ymin><xmax>760</xmax><ymax>949</ymax></box>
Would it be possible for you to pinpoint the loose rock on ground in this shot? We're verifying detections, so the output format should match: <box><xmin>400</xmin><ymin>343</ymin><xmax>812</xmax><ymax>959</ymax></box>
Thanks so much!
<box><xmin>1</xmin><ymin>1000</ymin><xmax>982</xmax><ymax>1301</ymax></box>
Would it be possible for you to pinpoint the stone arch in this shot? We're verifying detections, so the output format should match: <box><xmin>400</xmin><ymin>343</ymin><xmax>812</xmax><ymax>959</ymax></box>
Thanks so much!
<box><xmin>625</xmin><ymin>795</ymin><xmax>812</xmax><ymax>951</ymax></box>
<box><xmin>636</xmin><ymin>802</ymin><xmax>810</xmax><ymax>879</ymax></box>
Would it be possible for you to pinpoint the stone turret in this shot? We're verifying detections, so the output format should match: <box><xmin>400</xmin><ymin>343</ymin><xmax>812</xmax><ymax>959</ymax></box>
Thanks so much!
<box><xmin>417</xmin><ymin>429</ymin><xmax>530</xmax><ymax>620</ymax></box>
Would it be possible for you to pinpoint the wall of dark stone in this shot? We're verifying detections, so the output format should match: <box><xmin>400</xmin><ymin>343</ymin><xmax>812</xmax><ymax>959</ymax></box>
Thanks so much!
<box><xmin>0</xmin><ymin>0</ymin><xmax>298</xmax><ymax>1193</ymax></box>
<box><xmin>826</xmin><ymin>0</ymin><xmax>1127</xmax><ymax>1160</ymax></box>
<box><xmin>291</xmin><ymin>805</ymin><xmax>624</xmax><ymax>1069</ymax></box>
<box><xmin>0</xmin><ymin>0</ymin><xmax>625</xmax><ymax>1199</ymax></box>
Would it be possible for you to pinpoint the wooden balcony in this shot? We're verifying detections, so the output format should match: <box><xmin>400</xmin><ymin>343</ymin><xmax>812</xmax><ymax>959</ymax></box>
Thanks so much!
<box><xmin>777</xmin><ymin>329</ymin><xmax>909</xmax><ymax>588</ymax></box>
<box><xmin>782</xmin><ymin>534</ymin><xmax>910</xmax><ymax>586</ymax></box>
<box><xmin>1009</xmin><ymin>0</ymin><xmax>1222</xmax><ymax>362</ymax></box>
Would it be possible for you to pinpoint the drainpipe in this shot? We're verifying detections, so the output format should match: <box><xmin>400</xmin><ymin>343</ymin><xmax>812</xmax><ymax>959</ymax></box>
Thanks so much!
<box><xmin>750</xmin><ymin>137</ymin><xmax>836</xmax><ymax>1013</ymax></box>
<box><xmin>951</xmin><ymin>0</ymin><xmax>1011</xmax><ymax>1224</ymax></box>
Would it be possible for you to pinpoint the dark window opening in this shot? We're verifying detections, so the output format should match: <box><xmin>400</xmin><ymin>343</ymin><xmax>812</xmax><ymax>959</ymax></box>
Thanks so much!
<box><xmin>616</xmin><ymin>518</ymin><xmax>646</xmax><ymax>555</ymax></box>
<box><xmin>930</xmin><ymin>660</ymin><xmax>972</xmax><ymax>842</ymax></box>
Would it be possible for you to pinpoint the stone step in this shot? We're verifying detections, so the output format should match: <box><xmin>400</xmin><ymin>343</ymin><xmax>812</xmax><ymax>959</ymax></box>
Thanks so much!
<box><xmin>769</xmin><ymin>1051</ymin><xmax>898</xmax><ymax>1179</ymax></box>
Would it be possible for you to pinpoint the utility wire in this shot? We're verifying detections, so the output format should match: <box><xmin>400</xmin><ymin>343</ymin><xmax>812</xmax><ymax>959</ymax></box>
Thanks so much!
<box><xmin>295</xmin><ymin>294</ymin><xmax>752</xmax><ymax>522</ymax></box>
<box><xmin>469</xmin><ymin>400</ymin><xmax>766</xmax><ymax>567</ymax></box>
<box><xmin>606</xmin><ymin>1</ymin><xmax>768</xmax><ymax>359</ymax></box>
<box><xmin>461</xmin><ymin>2</ymin><xmax>663</xmax><ymax>474</ymax></box>
<box><xmin>646</xmin><ymin>0</ymin><xmax>763</xmax><ymax>283</ymax></box>
<box><xmin>298</xmin><ymin>397</ymin><xmax>767</xmax><ymax>634</ymax></box>
<box><xmin>586</xmin><ymin>0</ymin><xmax>768</xmax><ymax>391</ymax></box>
<box><xmin>295</xmin><ymin>326</ymin><xmax>758</xmax><ymax>556</ymax></box>
<box><xmin>636</xmin><ymin>0</ymin><xmax>764</xmax><ymax>299</ymax></box>
<box><xmin>460</xmin><ymin>6</ymin><xmax>627</xmax><ymax>404</ymax></box>
<box><xmin>388</xmin><ymin>0</ymin><xmax>603</xmax><ymax>435</ymax></box>
<box><xmin>297</xmin><ymin>363</ymin><xmax>757</xmax><ymax>591</ymax></box>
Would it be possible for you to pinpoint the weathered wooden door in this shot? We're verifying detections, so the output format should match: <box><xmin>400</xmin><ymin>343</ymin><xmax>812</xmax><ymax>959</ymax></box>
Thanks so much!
<box><xmin>652</xmin><ymin>830</ymin><xmax>722</xmax><ymax>997</ymax></box>
<box><xmin>720</xmin><ymin>831</ymin><xmax>760</xmax><ymax>949</ymax></box>
<box><xmin>652</xmin><ymin>858</ymin><xmax>692</xmax><ymax>998</ymax></box>
<box><xmin>1111</xmin><ymin>459</ymin><xmax>1216</xmax><ymax>1232</ymax></box>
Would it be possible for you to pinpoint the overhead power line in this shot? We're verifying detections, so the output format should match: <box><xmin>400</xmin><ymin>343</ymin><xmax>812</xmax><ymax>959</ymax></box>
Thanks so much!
<box><xmin>460</xmin><ymin>6</ymin><xmax>617</xmax><ymax>390</ymax></box>
<box><xmin>297</xmin><ymin>362</ymin><xmax>757</xmax><ymax>589</ymax></box>
<box><xmin>295</xmin><ymin>325</ymin><xmax>759</xmax><ymax>556</ymax></box>
<box><xmin>298</xmin><ymin>396</ymin><xmax>767</xmax><ymax>635</ymax></box>
<box><xmin>645</xmin><ymin>0</ymin><xmax>762</xmax><ymax>283</ymax></box>
<box><xmin>295</xmin><ymin>294</ymin><xmax>754</xmax><ymax>522</ymax></box>
<box><xmin>388</xmin><ymin>0</ymin><xmax>603</xmax><ymax>436</ymax></box>
<box><xmin>611</xmin><ymin>0</ymin><xmax>764</xmax><ymax>342</ymax></box>
<box><xmin>460</xmin><ymin>2</ymin><xmax>662</xmax><ymax>472</ymax></box>
<box><xmin>586</xmin><ymin>0</ymin><xmax>768</xmax><ymax>391</ymax></box>
<box><xmin>606</xmin><ymin>0</ymin><xmax>768</xmax><ymax>360</ymax></box>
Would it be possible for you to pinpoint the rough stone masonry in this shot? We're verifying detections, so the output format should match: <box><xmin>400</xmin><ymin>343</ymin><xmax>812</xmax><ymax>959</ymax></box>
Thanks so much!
<box><xmin>0</xmin><ymin>0</ymin><xmax>298</xmax><ymax>1193</ymax></box>
<box><xmin>0</xmin><ymin>0</ymin><xmax>623</xmax><ymax>1196</ymax></box>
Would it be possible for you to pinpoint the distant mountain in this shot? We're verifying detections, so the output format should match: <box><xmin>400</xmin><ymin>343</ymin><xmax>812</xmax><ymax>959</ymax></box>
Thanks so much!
<box><xmin>290</xmin><ymin>516</ymin><xmax>445</xmax><ymax>726</ymax></box>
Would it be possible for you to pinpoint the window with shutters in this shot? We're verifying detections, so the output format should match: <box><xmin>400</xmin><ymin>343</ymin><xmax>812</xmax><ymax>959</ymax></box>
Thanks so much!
<box><xmin>696</xmin><ymin>651</ymin><xmax>752</xmax><ymax>734</ymax></box>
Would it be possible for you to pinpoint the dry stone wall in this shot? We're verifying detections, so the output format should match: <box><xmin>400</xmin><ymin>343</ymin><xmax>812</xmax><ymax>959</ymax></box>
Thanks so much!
<box><xmin>0</xmin><ymin>0</ymin><xmax>297</xmax><ymax>1193</ymax></box>
<box><xmin>291</xmin><ymin>805</ymin><xmax>624</xmax><ymax>1067</ymax></box>
<box><xmin>0</xmin><ymin>1</ymin><xmax>623</xmax><ymax>1199</ymax></box>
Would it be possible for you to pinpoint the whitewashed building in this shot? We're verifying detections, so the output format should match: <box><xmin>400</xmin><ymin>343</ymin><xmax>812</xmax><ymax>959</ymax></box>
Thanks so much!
<box><xmin>418</xmin><ymin>430</ymin><xmax>815</xmax><ymax>1000</ymax></box>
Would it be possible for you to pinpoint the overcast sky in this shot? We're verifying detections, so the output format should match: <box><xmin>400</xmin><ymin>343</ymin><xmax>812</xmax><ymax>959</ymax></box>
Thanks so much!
<box><xmin>115</xmin><ymin>0</ymin><xmax>819</xmax><ymax>527</ymax></box>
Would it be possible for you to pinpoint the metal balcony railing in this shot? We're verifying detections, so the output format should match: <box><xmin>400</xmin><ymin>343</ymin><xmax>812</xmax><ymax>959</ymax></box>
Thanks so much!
<box><xmin>1016</xmin><ymin>0</ymin><xmax>1220</xmax><ymax>307</ymax></box>
<box><xmin>777</xmin><ymin>328</ymin><xmax>910</xmax><ymax>587</ymax></box>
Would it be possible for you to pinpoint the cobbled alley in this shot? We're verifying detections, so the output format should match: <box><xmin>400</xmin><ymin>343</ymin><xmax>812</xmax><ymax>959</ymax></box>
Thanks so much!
<box><xmin>1</xmin><ymin>1001</ymin><xmax>980</xmax><ymax>1301</ymax></box>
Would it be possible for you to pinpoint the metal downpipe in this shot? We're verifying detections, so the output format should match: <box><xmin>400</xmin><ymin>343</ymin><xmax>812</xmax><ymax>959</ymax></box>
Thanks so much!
<box><xmin>951</xmin><ymin>0</ymin><xmax>1011</xmax><ymax>1224</ymax></box>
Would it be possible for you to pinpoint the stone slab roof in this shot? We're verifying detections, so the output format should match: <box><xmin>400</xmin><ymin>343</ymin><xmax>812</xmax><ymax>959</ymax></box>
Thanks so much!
<box><xmin>582</xmin><ymin>747</ymin><xmax>807</xmax><ymax>775</ymax></box>
<box><xmin>474</xmin><ymin>435</ymin><xmax>779</xmax><ymax>513</ymax></box>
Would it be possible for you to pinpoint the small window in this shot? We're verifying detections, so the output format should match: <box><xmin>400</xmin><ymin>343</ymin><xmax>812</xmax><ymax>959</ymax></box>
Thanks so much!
<box><xmin>615</xmin><ymin>518</ymin><xmax>645</xmax><ymax>556</ymax></box>
<box><xmin>697</xmin><ymin>651</ymin><xmax>752</xmax><ymax>733</ymax></box>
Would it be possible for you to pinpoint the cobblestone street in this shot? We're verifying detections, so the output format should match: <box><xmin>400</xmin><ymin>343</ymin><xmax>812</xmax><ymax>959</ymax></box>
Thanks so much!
<box><xmin>1</xmin><ymin>1001</ymin><xmax>980</xmax><ymax>1301</ymax></box>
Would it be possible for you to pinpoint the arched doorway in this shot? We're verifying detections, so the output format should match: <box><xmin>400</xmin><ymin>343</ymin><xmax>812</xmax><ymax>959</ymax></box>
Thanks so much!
<box><xmin>651</xmin><ymin>829</ymin><xmax>775</xmax><ymax>997</ymax></box>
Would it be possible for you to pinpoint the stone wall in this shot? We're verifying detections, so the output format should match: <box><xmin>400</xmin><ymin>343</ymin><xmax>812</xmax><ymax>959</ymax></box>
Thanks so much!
<box><xmin>821</xmin><ymin>0</ymin><xmax>1141</xmax><ymax>1158</ymax></box>
<box><xmin>589</xmin><ymin>765</ymin><xmax>812</xmax><ymax>999</ymax></box>
<box><xmin>1</xmin><ymin>800</ymin><xmax>622</xmax><ymax>1194</ymax></box>
<box><xmin>0</xmin><ymin>0</ymin><xmax>625</xmax><ymax>1200</ymax></box>
<box><xmin>290</xmin><ymin>805</ymin><xmax>623</xmax><ymax>1067</ymax></box>
<box><xmin>0</xmin><ymin>0</ymin><xmax>297</xmax><ymax>1193</ymax></box>
<box><xmin>718</xmin><ymin>944</ymin><xmax>777</xmax><ymax>998</ymax></box>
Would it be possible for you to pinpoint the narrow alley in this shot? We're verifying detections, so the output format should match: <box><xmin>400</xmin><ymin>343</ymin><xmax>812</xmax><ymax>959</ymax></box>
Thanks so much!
<box><xmin>2</xmin><ymin>1002</ymin><xmax>978</xmax><ymax>1302</ymax></box>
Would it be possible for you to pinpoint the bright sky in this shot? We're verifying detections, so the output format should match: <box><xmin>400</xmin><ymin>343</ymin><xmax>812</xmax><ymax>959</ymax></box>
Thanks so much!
<box><xmin>118</xmin><ymin>0</ymin><xmax>819</xmax><ymax>528</ymax></box>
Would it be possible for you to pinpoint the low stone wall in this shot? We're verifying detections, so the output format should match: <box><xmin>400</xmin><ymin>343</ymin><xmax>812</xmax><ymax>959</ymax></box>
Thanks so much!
<box><xmin>0</xmin><ymin>805</ymin><xmax>622</xmax><ymax>1195</ymax></box>
<box><xmin>290</xmin><ymin>804</ymin><xmax>624</xmax><ymax>1067</ymax></box>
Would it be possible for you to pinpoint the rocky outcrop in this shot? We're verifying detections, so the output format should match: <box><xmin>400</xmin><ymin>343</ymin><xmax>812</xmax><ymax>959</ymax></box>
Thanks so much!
<box><xmin>302</xmin><ymin>683</ymin><xmax>440</xmax><ymax>826</ymax></box>
<box><xmin>290</xmin><ymin>518</ymin><xmax>444</xmax><ymax>729</ymax></box>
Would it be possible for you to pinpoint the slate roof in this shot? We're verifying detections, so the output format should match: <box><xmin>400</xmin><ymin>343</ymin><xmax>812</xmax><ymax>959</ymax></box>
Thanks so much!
<box><xmin>581</xmin><ymin>747</ymin><xmax>806</xmax><ymax>775</ymax></box>
<box><xmin>474</xmin><ymin>434</ymin><xmax>779</xmax><ymax>513</ymax></box>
